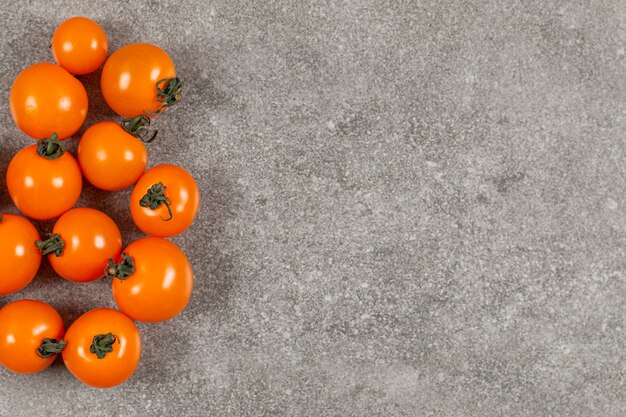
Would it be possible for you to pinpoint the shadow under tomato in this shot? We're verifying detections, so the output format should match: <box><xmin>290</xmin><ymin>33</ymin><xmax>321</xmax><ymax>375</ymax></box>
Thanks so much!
<box><xmin>180</xmin><ymin>166</ymin><xmax>240</xmax><ymax>316</ymax></box>
<box><xmin>75</xmin><ymin>67</ymin><xmax>119</xmax><ymax>137</ymax></box>
<box><xmin>76</xmin><ymin>181</ymin><xmax>145</xmax><ymax>244</ymax></box>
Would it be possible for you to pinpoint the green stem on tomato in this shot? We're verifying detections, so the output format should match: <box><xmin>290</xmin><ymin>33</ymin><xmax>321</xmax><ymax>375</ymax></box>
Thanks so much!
<box><xmin>139</xmin><ymin>182</ymin><xmax>173</xmax><ymax>221</ymax></box>
<box><xmin>35</xmin><ymin>233</ymin><xmax>64</xmax><ymax>256</ymax></box>
<box><xmin>121</xmin><ymin>115</ymin><xmax>158</xmax><ymax>143</ymax></box>
<box><xmin>37</xmin><ymin>338</ymin><xmax>66</xmax><ymax>358</ymax></box>
<box><xmin>36</xmin><ymin>133</ymin><xmax>65</xmax><ymax>160</ymax></box>
<box><xmin>90</xmin><ymin>333</ymin><xmax>118</xmax><ymax>359</ymax></box>
<box><xmin>104</xmin><ymin>253</ymin><xmax>135</xmax><ymax>280</ymax></box>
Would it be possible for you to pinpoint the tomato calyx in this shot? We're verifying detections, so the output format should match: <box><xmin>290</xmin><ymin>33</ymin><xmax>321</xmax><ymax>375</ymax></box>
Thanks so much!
<box><xmin>90</xmin><ymin>332</ymin><xmax>118</xmax><ymax>359</ymax></box>
<box><xmin>35</xmin><ymin>233</ymin><xmax>65</xmax><ymax>257</ymax></box>
<box><xmin>139</xmin><ymin>182</ymin><xmax>173</xmax><ymax>221</ymax></box>
<box><xmin>36</xmin><ymin>133</ymin><xmax>66</xmax><ymax>160</ymax></box>
<box><xmin>37</xmin><ymin>338</ymin><xmax>66</xmax><ymax>358</ymax></box>
<box><xmin>121</xmin><ymin>115</ymin><xmax>158</xmax><ymax>143</ymax></box>
<box><xmin>156</xmin><ymin>77</ymin><xmax>183</xmax><ymax>108</ymax></box>
<box><xmin>146</xmin><ymin>77</ymin><xmax>183</xmax><ymax>115</ymax></box>
<box><xmin>105</xmin><ymin>252</ymin><xmax>135</xmax><ymax>280</ymax></box>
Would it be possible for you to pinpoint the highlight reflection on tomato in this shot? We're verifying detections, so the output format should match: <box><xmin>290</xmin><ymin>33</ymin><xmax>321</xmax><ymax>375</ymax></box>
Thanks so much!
<box><xmin>36</xmin><ymin>208</ymin><xmax>122</xmax><ymax>283</ymax></box>
<box><xmin>109</xmin><ymin>237</ymin><xmax>193</xmax><ymax>322</ymax></box>
<box><xmin>0</xmin><ymin>214</ymin><xmax>42</xmax><ymax>295</ymax></box>
<box><xmin>0</xmin><ymin>300</ymin><xmax>65</xmax><ymax>374</ymax></box>
<box><xmin>62</xmin><ymin>308</ymin><xmax>141</xmax><ymax>388</ymax></box>
<box><xmin>6</xmin><ymin>137</ymin><xmax>82</xmax><ymax>220</ymax></box>
<box><xmin>10</xmin><ymin>62</ymin><xmax>88</xmax><ymax>140</ymax></box>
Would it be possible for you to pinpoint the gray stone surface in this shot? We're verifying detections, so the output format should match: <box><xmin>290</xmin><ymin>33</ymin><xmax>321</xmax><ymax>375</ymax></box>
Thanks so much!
<box><xmin>0</xmin><ymin>0</ymin><xmax>624</xmax><ymax>415</ymax></box>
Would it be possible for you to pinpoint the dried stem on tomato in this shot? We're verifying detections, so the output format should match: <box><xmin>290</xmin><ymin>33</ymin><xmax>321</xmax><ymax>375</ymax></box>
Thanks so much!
<box><xmin>37</xmin><ymin>338</ymin><xmax>66</xmax><ymax>358</ymax></box>
<box><xmin>36</xmin><ymin>133</ymin><xmax>65</xmax><ymax>160</ymax></box>
<box><xmin>146</xmin><ymin>77</ymin><xmax>183</xmax><ymax>115</ymax></box>
<box><xmin>35</xmin><ymin>233</ymin><xmax>65</xmax><ymax>256</ymax></box>
<box><xmin>139</xmin><ymin>182</ymin><xmax>173</xmax><ymax>221</ymax></box>
<box><xmin>90</xmin><ymin>333</ymin><xmax>118</xmax><ymax>359</ymax></box>
<box><xmin>121</xmin><ymin>115</ymin><xmax>158</xmax><ymax>143</ymax></box>
<box><xmin>105</xmin><ymin>253</ymin><xmax>135</xmax><ymax>280</ymax></box>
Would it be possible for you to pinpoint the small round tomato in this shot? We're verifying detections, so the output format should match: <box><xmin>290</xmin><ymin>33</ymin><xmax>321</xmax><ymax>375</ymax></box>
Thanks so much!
<box><xmin>101</xmin><ymin>43</ymin><xmax>181</xmax><ymax>118</ymax></box>
<box><xmin>62</xmin><ymin>308</ymin><xmax>141</xmax><ymax>388</ymax></box>
<box><xmin>7</xmin><ymin>137</ymin><xmax>82</xmax><ymax>220</ymax></box>
<box><xmin>130</xmin><ymin>164</ymin><xmax>199</xmax><ymax>237</ymax></box>
<box><xmin>10</xmin><ymin>62</ymin><xmax>88</xmax><ymax>140</ymax></box>
<box><xmin>36</xmin><ymin>208</ymin><xmax>122</xmax><ymax>283</ymax></box>
<box><xmin>108</xmin><ymin>237</ymin><xmax>193</xmax><ymax>322</ymax></box>
<box><xmin>0</xmin><ymin>300</ymin><xmax>65</xmax><ymax>374</ymax></box>
<box><xmin>0</xmin><ymin>214</ymin><xmax>42</xmax><ymax>295</ymax></box>
<box><xmin>78</xmin><ymin>118</ymin><xmax>150</xmax><ymax>191</ymax></box>
<box><xmin>52</xmin><ymin>17</ymin><xmax>108</xmax><ymax>75</ymax></box>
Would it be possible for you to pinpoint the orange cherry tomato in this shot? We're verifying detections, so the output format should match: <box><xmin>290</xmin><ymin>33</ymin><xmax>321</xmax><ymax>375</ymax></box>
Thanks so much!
<box><xmin>52</xmin><ymin>17</ymin><xmax>108</xmax><ymax>75</ymax></box>
<box><xmin>0</xmin><ymin>214</ymin><xmax>41</xmax><ymax>295</ymax></box>
<box><xmin>130</xmin><ymin>164</ymin><xmax>199</xmax><ymax>237</ymax></box>
<box><xmin>10</xmin><ymin>62</ymin><xmax>88</xmax><ymax>140</ymax></box>
<box><xmin>36</xmin><ymin>208</ymin><xmax>122</xmax><ymax>283</ymax></box>
<box><xmin>0</xmin><ymin>300</ymin><xmax>65</xmax><ymax>374</ymax></box>
<box><xmin>78</xmin><ymin>120</ymin><xmax>148</xmax><ymax>191</ymax></box>
<box><xmin>7</xmin><ymin>139</ymin><xmax>82</xmax><ymax>220</ymax></box>
<box><xmin>101</xmin><ymin>43</ymin><xmax>181</xmax><ymax>118</ymax></box>
<box><xmin>62</xmin><ymin>308</ymin><xmax>141</xmax><ymax>388</ymax></box>
<box><xmin>109</xmin><ymin>237</ymin><xmax>193</xmax><ymax>322</ymax></box>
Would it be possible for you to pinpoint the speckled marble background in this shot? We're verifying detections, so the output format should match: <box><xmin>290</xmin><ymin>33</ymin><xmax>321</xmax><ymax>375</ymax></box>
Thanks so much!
<box><xmin>0</xmin><ymin>0</ymin><xmax>624</xmax><ymax>416</ymax></box>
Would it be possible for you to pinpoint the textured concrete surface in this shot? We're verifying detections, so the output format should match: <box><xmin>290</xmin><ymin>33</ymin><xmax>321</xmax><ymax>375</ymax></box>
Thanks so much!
<box><xmin>0</xmin><ymin>0</ymin><xmax>624</xmax><ymax>416</ymax></box>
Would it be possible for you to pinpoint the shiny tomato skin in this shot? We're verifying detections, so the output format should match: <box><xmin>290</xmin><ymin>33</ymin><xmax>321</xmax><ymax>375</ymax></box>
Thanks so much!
<box><xmin>101</xmin><ymin>43</ymin><xmax>176</xmax><ymax>118</ymax></box>
<box><xmin>0</xmin><ymin>300</ymin><xmax>64</xmax><ymax>374</ymax></box>
<box><xmin>49</xmin><ymin>208</ymin><xmax>122</xmax><ymax>283</ymax></box>
<box><xmin>52</xmin><ymin>17</ymin><xmax>108</xmax><ymax>75</ymax></box>
<box><xmin>112</xmin><ymin>237</ymin><xmax>193</xmax><ymax>322</ymax></box>
<box><xmin>78</xmin><ymin>122</ymin><xmax>147</xmax><ymax>191</ymax></box>
<box><xmin>0</xmin><ymin>214</ymin><xmax>42</xmax><ymax>295</ymax></box>
<box><xmin>10</xmin><ymin>62</ymin><xmax>88</xmax><ymax>140</ymax></box>
<box><xmin>6</xmin><ymin>144</ymin><xmax>82</xmax><ymax>220</ymax></box>
<box><xmin>62</xmin><ymin>308</ymin><xmax>141</xmax><ymax>388</ymax></box>
<box><xmin>130</xmin><ymin>164</ymin><xmax>199</xmax><ymax>237</ymax></box>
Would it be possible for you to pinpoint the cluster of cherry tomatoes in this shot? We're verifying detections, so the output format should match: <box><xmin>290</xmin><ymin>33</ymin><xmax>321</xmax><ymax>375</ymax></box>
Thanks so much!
<box><xmin>0</xmin><ymin>17</ymin><xmax>199</xmax><ymax>388</ymax></box>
